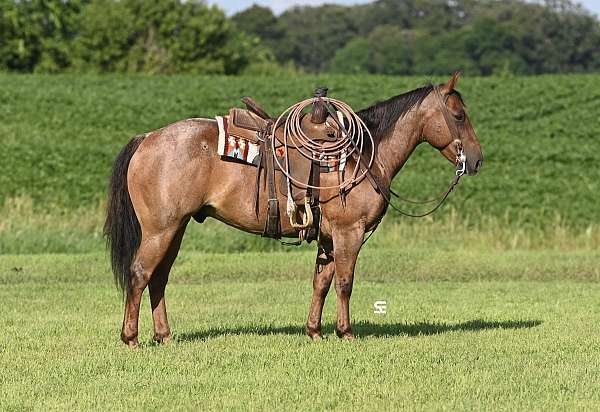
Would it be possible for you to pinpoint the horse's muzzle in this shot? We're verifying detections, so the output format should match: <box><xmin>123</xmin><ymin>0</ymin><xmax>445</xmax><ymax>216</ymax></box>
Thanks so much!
<box><xmin>466</xmin><ymin>156</ymin><xmax>483</xmax><ymax>176</ymax></box>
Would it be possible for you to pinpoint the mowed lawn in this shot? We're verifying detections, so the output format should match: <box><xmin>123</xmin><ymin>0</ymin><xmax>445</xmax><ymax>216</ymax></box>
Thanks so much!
<box><xmin>1</xmin><ymin>249</ymin><xmax>599</xmax><ymax>410</ymax></box>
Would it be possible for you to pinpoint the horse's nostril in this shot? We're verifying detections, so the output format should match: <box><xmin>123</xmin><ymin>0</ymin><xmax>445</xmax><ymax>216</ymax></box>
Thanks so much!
<box><xmin>475</xmin><ymin>160</ymin><xmax>483</xmax><ymax>172</ymax></box>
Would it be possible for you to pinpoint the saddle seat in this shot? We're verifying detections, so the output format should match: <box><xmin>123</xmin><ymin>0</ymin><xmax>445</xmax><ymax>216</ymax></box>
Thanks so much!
<box><xmin>273</xmin><ymin>114</ymin><xmax>340</xmax><ymax>148</ymax></box>
<box><xmin>227</xmin><ymin>106</ymin><xmax>340</xmax><ymax>147</ymax></box>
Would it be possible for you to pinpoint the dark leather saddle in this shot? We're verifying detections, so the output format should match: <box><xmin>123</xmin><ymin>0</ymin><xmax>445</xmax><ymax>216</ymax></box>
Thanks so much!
<box><xmin>223</xmin><ymin>90</ymin><xmax>342</xmax><ymax>241</ymax></box>
<box><xmin>226</xmin><ymin>97</ymin><xmax>342</xmax><ymax>202</ymax></box>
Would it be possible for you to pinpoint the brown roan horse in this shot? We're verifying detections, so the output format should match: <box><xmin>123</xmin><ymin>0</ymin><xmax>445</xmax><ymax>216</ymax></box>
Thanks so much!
<box><xmin>104</xmin><ymin>73</ymin><xmax>483</xmax><ymax>347</ymax></box>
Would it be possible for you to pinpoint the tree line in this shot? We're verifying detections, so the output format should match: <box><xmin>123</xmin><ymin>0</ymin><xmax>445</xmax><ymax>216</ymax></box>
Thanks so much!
<box><xmin>1</xmin><ymin>0</ymin><xmax>599</xmax><ymax>75</ymax></box>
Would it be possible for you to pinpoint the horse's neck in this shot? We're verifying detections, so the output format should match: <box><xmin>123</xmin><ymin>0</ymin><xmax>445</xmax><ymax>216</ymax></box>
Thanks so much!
<box><xmin>373</xmin><ymin>112</ymin><xmax>422</xmax><ymax>187</ymax></box>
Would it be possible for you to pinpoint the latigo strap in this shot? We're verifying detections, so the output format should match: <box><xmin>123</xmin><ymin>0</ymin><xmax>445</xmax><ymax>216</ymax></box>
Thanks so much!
<box><xmin>261</xmin><ymin>124</ymin><xmax>281</xmax><ymax>239</ymax></box>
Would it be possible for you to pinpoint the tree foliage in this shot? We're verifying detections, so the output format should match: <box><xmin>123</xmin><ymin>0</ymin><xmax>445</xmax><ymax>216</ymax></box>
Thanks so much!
<box><xmin>0</xmin><ymin>0</ymin><xmax>84</xmax><ymax>72</ymax></box>
<box><xmin>0</xmin><ymin>0</ymin><xmax>258</xmax><ymax>74</ymax></box>
<box><xmin>274</xmin><ymin>5</ymin><xmax>360</xmax><ymax>71</ymax></box>
<box><xmin>273</xmin><ymin>0</ymin><xmax>600</xmax><ymax>76</ymax></box>
<box><xmin>0</xmin><ymin>0</ymin><xmax>599</xmax><ymax>75</ymax></box>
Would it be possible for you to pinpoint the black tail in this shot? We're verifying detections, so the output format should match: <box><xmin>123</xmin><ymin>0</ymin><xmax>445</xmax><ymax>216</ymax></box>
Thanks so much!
<box><xmin>104</xmin><ymin>135</ymin><xmax>145</xmax><ymax>294</ymax></box>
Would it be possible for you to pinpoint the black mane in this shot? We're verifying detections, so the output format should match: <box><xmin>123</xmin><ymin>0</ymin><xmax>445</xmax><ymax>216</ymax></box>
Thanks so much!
<box><xmin>358</xmin><ymin>83</ymin><xmax>434</xmax><ymax>139</ymax></box>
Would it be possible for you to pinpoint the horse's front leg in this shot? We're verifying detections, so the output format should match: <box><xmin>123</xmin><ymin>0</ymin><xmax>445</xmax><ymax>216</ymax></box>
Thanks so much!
<box><xmin>305</xmin><ymin>239</ymin><xmax>334</xmax><ymax>340</ymax></box>
<box><xmin>332</xmin><ymin>224</ymin><xmax>364</xmax><ymax>339</ymax></box>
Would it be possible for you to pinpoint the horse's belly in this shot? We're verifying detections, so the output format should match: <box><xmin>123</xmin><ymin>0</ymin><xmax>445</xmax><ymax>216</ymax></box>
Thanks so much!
<box><xmin>203</xmin><ymin>161</ymin><xmax>299</xmax><ymax>237</ymax></box>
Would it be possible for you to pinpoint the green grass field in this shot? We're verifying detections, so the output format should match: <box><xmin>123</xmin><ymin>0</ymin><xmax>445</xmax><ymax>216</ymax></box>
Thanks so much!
<box><xmin>1</xmin><ymin>249</ymin><xmax>599</xmax><ymax>410</ymax></box>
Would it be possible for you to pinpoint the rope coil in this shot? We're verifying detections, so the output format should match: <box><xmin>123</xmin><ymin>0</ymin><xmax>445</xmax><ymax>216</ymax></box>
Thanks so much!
<box><xmin>270</xmin><ymin>97</ymin><xmax>375</xmax><ymax>191</ymax></box>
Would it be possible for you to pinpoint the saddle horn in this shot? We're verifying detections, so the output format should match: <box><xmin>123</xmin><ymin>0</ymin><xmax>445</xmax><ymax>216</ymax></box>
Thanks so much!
<box><xmin>310</xmin><ymin>87</ymin><xmax>328</xmax><ymax>124</ymax></box>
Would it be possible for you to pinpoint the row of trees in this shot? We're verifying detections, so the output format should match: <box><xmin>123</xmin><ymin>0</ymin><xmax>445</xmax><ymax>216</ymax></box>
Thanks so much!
<box><xmin>1</xmin><ymin>0</ymin><xmax>600</xmax><ymax>75</ymax></box>
<box><xmin>235</xmin><ymin>0</ymin><xmax>600</xmax><ymax>75</ymax></box>
<box><xmin>0</xmin><ymin>0</ymin><xmax>263</xmax><ymax>74</ymax></box>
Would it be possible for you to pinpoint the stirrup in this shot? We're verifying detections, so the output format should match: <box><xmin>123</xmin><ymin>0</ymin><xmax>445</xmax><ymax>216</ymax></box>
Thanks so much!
<box><xmin>289</xmin><ymin>196</ymin><xmax>313</xmax><ymax>229</ymax></box>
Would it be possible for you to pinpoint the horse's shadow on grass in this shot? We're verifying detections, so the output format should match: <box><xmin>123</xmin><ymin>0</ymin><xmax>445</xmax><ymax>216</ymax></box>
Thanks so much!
<box><xmin>176</xmin><ymin>319</ymin><xmax>542</xmax><ymax>342</ymax></box>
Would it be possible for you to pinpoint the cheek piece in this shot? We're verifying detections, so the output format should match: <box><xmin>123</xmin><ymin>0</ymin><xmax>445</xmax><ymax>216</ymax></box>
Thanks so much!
<box><xmin>454</xmin><ymin>139</ymin><xmax>467</xmax><ymax>176</ymax></box>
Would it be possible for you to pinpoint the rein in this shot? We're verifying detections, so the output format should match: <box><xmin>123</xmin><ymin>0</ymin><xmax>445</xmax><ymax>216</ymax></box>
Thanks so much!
<box><xmin>375</xmin><ymin>152</ymin><xmax>464</xmax><ymax>218</ymax></box>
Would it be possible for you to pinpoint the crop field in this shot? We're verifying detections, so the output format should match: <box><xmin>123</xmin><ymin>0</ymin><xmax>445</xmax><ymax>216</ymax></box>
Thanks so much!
<box><xmin>1</xmin><ymin>73</ymin><xmax>599</xmax><ymax>253</ymax></box>
<box><xmin>0</xmin><ymin>74</ymin><xmax>599</xmax><ymax>410</ymax></box>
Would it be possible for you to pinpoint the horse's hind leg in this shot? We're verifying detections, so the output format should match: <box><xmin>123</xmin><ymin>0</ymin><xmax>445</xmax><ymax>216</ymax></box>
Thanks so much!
<box><xmin>121</xmin><ymin>226</ymin><xmax>180</xmax><ymax>348</ymax></box>
<box><xmin>148</xmin><ymin>222</ymin><xmax>188</xmax><ymax>343</ymax></box>
<box><xmin>305</xmin><ymin>239</ymin><xmax>334</xmax><ymax>340</ymax></box>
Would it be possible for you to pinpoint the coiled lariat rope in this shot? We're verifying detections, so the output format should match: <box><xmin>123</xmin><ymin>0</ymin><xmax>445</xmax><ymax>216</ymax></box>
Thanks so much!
<box><xmin>271</xmin><ymin>97</ymin><xmax>375</xmax><ymax>202</ymax></box>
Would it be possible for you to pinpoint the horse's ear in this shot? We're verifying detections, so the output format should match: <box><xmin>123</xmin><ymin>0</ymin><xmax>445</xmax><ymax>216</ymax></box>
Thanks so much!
<box><xmin>441</xmin><ymin>71</ymin><xmax>461</xmax><ymax>94</ymax></box>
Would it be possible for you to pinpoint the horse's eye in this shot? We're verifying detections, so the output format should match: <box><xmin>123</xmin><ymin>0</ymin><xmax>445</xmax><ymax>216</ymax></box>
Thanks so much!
<box><xmin>454</xmin><ymin>112</ymin><xmax>465</xmax><ymax>122</ymax></box>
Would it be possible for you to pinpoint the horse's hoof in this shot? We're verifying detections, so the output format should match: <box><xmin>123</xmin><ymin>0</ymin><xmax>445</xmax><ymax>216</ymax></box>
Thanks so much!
<box><xmin>121</xmin><ymin>332</ymin><xmax>139</xmax><ymax>348</ymax></box>
<box><xmin>122</xmin><ymin>338</ymin><xmax>139</xmax><ymax>348</ymax></box>
<box><xmin>153</xmin><ymin>333</ymin><xmax>172</xmax><ymax>344</ymax></box>
<box><xmin>305</xmin><ymin>325</ymin><xmax>323</xmax><ymax>340</ymax></box>
<box><xmin>336</xmin><ymin>329</ymin><xmax>354</xmax><ymax>340</ymax></box>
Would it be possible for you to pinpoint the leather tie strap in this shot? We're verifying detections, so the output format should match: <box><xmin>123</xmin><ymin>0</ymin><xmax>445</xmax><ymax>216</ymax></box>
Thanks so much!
<box><xmin>261</xmin><ymin>122</ymin><xmax>282</xmax><ymax>239</ymax></box>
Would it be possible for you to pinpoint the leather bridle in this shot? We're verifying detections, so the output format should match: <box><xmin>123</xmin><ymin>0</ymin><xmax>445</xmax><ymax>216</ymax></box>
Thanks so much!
<box><xmin>362</xmin><ymin>86</ymin><xmax>467</xmax><ymax>243</ymax></box>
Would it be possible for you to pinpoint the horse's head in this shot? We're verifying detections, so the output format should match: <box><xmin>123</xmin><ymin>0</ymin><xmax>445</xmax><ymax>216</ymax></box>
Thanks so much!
<box><xmin>421</xmin><ymin>72</ymin><xmax>483</xmax><ymax>176</ymax></box>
